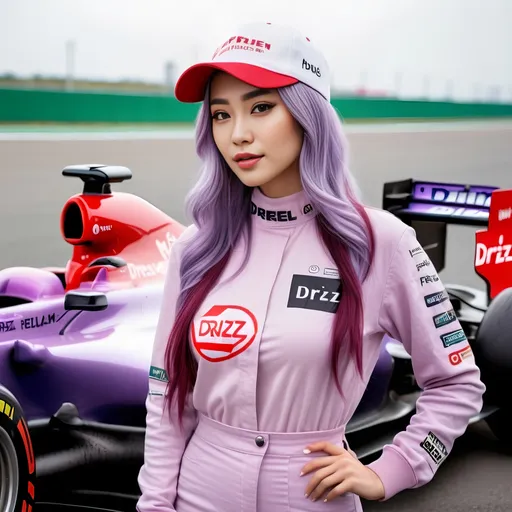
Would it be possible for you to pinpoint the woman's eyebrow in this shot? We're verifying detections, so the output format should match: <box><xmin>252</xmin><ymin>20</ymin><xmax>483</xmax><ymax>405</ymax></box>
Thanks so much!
<box><xmin>210</xmin><ymin>88</ymin><xmax>271</xmax><ymax>106</ymax></box>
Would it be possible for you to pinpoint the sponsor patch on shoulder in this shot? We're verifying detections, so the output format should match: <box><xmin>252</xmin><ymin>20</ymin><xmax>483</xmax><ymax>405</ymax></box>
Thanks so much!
<box><xmin>149</xmin><ymin>365</ymin><xmax>169</xmax><ymax>382</ymax></box>
<box><xmin>409</xmin><ymin>245</ymin><xmax>424</xmax><ymax>258</ymax></box>
<box><xmin>421</xmin><ymin>431</ymin><xmax>448</xmax><ymax>465</ymax></box>
<box><xmin>432</xmin><ymin>309</ymin><xmax>457</xmax><ymax>328</ymax></box>
<box><xmin>416</xmin><ymin>259</ymin><xmax>431</xmax><ymax>272</ymax></box>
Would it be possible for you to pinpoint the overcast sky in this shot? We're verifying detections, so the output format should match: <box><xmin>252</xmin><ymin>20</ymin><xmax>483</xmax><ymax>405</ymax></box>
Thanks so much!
<box><xmin>1</xmin><ymin>0</ymin><xmax>511</xmax><ymax>101</ymax></box>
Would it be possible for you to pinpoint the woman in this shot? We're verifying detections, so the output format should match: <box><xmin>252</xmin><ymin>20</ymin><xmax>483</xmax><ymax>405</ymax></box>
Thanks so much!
<box><xmin>136</xmin><ymin>21</ymin><xmax>485</xmax><ymax>512</ymax></box>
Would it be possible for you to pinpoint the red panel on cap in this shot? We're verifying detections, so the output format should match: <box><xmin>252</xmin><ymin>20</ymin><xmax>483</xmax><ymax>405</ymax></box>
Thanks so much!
<box><xmin>174</xmin><ymin>62</ymin><xmax>298</xmax><ymax>103</ymax></box>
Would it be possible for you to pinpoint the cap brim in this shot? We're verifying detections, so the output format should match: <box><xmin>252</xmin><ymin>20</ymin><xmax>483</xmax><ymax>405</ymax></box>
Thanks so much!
<box><xmin>174</xmin><ymin>62</ymin><xmax>299</xmax><ymax>103</ymax></box>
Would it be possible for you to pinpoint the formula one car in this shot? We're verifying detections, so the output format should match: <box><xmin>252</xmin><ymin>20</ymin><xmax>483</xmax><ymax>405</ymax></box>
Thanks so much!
<box><xmin>0</xmin><ymin>165</ymin><xmax>510</xmax><ymax>512</ymax></box>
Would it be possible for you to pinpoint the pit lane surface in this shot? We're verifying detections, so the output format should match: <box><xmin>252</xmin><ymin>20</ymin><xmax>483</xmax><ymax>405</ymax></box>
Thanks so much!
<box><xmin>2</xmin><ymin>120</ymin><xmax>512</xmax><ymax>510</ymax></box>
<box><xmin>362</xmin><ymin>423</ymin><xmax>512</xmax><ymax>512</ymax></box>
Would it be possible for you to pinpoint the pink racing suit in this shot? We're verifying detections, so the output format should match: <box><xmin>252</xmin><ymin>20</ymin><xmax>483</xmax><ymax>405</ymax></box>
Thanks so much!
<box><xmin>136</xmin><ymin>187</ymin><xmax>486</xmax><ymax>511</ymax></box>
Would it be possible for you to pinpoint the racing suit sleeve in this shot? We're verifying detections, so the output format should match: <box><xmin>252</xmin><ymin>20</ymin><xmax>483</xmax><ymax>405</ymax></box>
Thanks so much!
<box><xmin>136</xmin><ymin>233</ymin><xmax>198</xmax><ymax>511</ymax></box>
<box><xmin>367</xmin><ymin>226</ymin><xmax>486</xmax><ymax>500</ymax></box>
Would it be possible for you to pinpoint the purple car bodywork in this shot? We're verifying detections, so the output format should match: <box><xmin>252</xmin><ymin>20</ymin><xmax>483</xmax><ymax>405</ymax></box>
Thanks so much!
<box><xmin>1</xmin><ymin>268</ymin><xmax>159</xmax><ymax>425</ymax></box>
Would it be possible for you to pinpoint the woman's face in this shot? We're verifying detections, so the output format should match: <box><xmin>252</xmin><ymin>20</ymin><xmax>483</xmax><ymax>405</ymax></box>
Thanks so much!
<box><xmin>209</xmin><ymin>72</ymin><xmax>304</xmax><ymax>198</ymax></box>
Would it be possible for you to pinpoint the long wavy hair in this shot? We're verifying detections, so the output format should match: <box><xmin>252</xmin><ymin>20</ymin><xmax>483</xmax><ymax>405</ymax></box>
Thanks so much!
<box><xmin>164</xmin><ymin>80</ymin><xmax>375</xmax><ymax>425</ymax></box>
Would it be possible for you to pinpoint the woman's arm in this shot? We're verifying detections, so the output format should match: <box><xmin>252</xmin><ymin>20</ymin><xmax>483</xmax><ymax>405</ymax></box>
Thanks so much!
<box><xmin>368</xmin><ymin>226</ymin><xmax>486</xmax><ymax>500</ymax></box>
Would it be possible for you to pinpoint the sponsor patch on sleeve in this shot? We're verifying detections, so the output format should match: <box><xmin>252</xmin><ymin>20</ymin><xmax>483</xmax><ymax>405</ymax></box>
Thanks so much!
<box><xmin>149</xmin><ymin>365</ymin><xmax>169</xmax><ymax>382</ymax></box>
<box><xmin>420</xmin><ymin>273</ymin><xmax>440</xmax><ymax>286</ymax></box>
<box><xmin>432</xmin><ymin>309</ymin><xmax>457</xmax><ymax>328</ymax></box>
<box><xmin>440</xmin><ymin>328</ymin><xmax>467</xmax><ymax>348</ymax></box>
<box><xmin>420</xmin><ymin>431</ymin><xmax>448</xmax><ymax>465</ymax></box>
<box><xmin>424</xmin><ymin>289</ymin><xmax>449</xmax><ymax>308</ymax></box>
<box><xmin>448</xmin><ymin>345</ymin><xmax>473</xmax><ymax>366</ymax></box>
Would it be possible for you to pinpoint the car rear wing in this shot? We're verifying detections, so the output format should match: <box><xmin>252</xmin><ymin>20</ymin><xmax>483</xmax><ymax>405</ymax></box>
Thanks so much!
<box><xmin>474</xmin><ymin>188</ymin><xmax>512</xmax><ymax>300</ymax></box>
<box><xmin>382</xmin><ymin>179</ymin><xmax>499</xmax><ymax>272</ymax></box>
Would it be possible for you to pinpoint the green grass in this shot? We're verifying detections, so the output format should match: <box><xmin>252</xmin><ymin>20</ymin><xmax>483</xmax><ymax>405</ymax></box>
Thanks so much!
<box><xmin>0</xmin><ymin>122</ymin><xmax>196</xmax><ymax>132</ymax></box>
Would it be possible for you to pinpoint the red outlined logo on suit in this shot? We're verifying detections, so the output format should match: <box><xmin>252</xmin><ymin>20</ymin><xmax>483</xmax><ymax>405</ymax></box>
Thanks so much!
<box><xmin>448</xmin><ymin>345</ymin><xmax>473</xmax><ymax>366</ymax></box>
<box><xmin>191</xmin><ymin>305</ymin><xmax>258</xmax><ymax>362</ymax></box>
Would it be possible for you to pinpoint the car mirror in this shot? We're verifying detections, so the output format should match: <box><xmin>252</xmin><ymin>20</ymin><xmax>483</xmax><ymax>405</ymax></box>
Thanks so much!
<box><xmin>64</xmin><ymin>290</ymin><xmax>108</xmax><ymax>312</ymax></box>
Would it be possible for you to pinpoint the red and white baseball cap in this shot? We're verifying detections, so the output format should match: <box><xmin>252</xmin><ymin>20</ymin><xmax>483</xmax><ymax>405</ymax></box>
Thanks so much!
<box><xmin>174</xmin><ymin>21</ymin><xmax>330</xmax><ymax>103</ymax></box>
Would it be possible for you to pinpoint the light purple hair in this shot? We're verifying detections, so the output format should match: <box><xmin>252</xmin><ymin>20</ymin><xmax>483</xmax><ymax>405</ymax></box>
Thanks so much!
<box><xmin>165</xmin><ymin>80</ymin><xmax>375</xmax><ymax>424</ymax></box>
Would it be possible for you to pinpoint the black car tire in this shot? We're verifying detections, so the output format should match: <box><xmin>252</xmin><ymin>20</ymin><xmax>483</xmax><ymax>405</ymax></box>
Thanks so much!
<box><xmin>0</xmin><ymin>387</ymin><xmax>36</xmax><ymax>512</ymax></box>
<box><xmin>485</xmin><ymin>408</ymin><xmax>512</xmax><ymax>448</ymax></box>
<box><xmin>472</xmin><ymin>288</ymin><xmax>512</xmax><ymax>407</ymax></box>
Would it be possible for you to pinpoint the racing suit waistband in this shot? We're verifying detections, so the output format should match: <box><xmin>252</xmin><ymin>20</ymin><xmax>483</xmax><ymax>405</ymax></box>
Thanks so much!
<box><xmin>193</xmin><ymin>413</ymin><xmax>347</xmax><ymax>456</ymax></box>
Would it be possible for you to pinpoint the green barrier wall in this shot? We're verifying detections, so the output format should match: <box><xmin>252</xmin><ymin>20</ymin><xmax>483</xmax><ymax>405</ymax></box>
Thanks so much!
<box><xmin>1</xmin><ymin>88</ymin><xmax>512</xmax><ymax>123</ymax></box>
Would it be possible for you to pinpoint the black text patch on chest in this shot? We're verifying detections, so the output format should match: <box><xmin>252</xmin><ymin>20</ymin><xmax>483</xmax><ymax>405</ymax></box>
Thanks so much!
<box><xmin>287</xmin><ymin>274</ymin><xmax>342</xmax><ymax>313</ymax></box>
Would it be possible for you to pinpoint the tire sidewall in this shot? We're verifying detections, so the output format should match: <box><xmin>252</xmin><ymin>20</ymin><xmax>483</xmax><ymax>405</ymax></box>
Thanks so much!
<box><xmin>486</xmin><ymin>408</ymin><xmax>512</xmax><ymax>447</ymax></box>
<box><xmin>0</xmin><ymin>388</ymin><xmax>36</xmax><ymax>511</ymax></box>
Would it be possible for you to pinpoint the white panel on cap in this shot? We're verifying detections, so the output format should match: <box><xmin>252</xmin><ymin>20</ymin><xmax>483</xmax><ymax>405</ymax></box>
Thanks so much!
<box><xmin>209</xmin><ymin>21</ymin><xmax>330</xmax><ymax>101</ymax></box>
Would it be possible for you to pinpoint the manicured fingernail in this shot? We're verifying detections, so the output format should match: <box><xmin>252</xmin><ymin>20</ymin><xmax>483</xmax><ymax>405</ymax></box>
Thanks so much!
<box><xmin>303</xmin><ymin>449</ymin><xmax>311</xmax><ymax>454</ymax></box>
<box><xmin>300</xmin><ymin>471</ymin><xmax>304</xmax><ymax>476</ymax></box>
<box><xmin>304</xmin><ymin>493</ymin><xmax>309</xmax><ymax>498</ymax></box>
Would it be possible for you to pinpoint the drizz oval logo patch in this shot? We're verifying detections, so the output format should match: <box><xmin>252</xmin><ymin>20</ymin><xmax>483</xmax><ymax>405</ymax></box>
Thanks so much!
<box><xmin>191</xmin><ymin>305</ymin><xmax>258</xmax><ymax>362</ymax></box>
<box><xmin>287</xmin><ymin>274</ymin><xmax>341</xmax><ymax>313</ymax></box>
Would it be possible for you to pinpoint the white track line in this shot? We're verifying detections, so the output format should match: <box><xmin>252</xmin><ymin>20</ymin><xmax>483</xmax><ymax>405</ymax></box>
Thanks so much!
<box><xmin>1</xmin><ymin>120</ymin><xmax>512</xmax><ymax>141</ymax></box>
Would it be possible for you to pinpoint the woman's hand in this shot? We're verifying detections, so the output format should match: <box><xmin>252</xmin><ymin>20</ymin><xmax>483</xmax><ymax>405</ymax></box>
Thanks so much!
<box><xmin>300</xmin><ymin>441</ymin><xmax>385</xmax><ymax>503</ymax></box>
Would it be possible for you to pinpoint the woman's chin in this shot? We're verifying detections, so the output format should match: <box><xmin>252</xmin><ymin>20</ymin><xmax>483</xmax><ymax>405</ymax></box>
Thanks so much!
<box><xmin>235</xmin><ymin>170</ymin><xmax>276</xmax><ymax>189</ymax></box>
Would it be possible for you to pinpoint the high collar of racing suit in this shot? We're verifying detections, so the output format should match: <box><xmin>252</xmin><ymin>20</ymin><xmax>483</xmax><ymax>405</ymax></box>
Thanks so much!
<box><xmin>250</xmin><ymin>186</ymin><xmax>317</xmax><ymax>229</ymax></box>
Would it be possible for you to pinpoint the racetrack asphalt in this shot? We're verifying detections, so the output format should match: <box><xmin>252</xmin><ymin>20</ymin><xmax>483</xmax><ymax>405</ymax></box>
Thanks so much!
<box><xmin>1</xmin><ymin>120</ymin><xmax>512</xmax><ymax>290</ymax></box>
<box><xmin>362</xmin><ymin>422</ymin><xmax>512</xmax><ymax>512</ymax></box>
<box><xmin>2</xmin><ymin>120</ymin><xmax>512</xmax><ymax>510</ymax></box>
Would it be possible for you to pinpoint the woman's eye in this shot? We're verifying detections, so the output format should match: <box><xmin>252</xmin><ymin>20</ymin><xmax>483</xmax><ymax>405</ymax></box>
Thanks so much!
<box><xmin>212</xmin><ymin>111</ymin><xmax>229</xmax><ymax>121</ymax></box>
<box><xmin>252</xmin><ymin>103</ymin><xmax>273</xmax><ymax>114</ymax></box>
